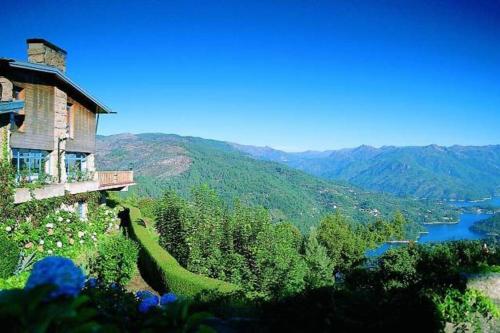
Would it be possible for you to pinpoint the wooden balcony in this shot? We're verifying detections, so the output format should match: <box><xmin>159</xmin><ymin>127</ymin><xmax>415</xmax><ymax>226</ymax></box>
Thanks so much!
<box><xmin>14</xmin><ymin>171</ymin><xmax>135</xmax><ymax>203</ymax></box>
<box><xmin>97</xmin><ymin>170</ymin><xmax>135</xmax><ymax>190</ymax></box>
<box><xmin>0</xmin><ymin>100</ymin><xmax>25</xmax><ymax>114</ymax></box>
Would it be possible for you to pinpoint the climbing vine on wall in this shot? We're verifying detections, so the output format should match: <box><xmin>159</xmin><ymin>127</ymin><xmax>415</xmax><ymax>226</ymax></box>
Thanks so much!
<box><xmin>0</xmin><ymin>128</ymin><xmax>15</xmax><ymax>222</ymax></box>
<box><xmin>13</xmin><ymin>191</ymin><xmax>101</xmax><ymax>227</ymax></box>
<box><xmin>0</xmin><ymin>126</ymin><xmax>101</xmax><ymax>227</ymax></box>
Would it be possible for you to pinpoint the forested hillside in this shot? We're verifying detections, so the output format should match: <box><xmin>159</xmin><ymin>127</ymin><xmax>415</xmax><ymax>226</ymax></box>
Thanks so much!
<box><xmin>96</xmin><ymin>133</ymin><xmax>455</xmax><ymax>232</ymax></box>
<box><xmin>470</xmin><ymin>213</ymin><xmax>500</xmax><ymax>239</ymax></box>
<box><xmin>233</xmin><ymin>143</ymin><xmax>500</xmax><ymax>200</ymax></box>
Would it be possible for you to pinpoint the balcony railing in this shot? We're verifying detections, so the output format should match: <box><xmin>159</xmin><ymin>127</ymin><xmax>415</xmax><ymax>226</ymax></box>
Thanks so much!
<box><xmin>97</xmin><ymin>170</ymin><xmax>134</xmax><ymax>189</ymax></box>
<box><xmin>0</xmin><ymin>100</ymin><xmax>25</xmax><ymax>114</ymax></box>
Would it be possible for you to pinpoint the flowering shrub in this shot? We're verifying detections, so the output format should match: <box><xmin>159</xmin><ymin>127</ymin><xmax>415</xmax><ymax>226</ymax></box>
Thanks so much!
<box><xmin>161</xmin><ymin>292</ymin><xmax>178</xmax><ymax>306</ymax></box>
<box><xmin>135</xmin><ymin>290</ymin><xmax>179</xmax><ymax>313</ymax></box>
<box><xmin>139</xmin><ymin>294</ymin><xmax>160</xmax><ymax>313</ymax></box>
<box><xmin>136</xmin><ymin>290</ymin><xmax>156</xmax><ymax>300</ymax></box>
<box><xmin>25</xmin><ymin>256</ymin><xmax>85</xmax><ymax>299</ymax></box>
<box><xmin>5</xmin><ymin>205</ymin><xmax>121</xmax><ymax>262</ymax></box>
<box><xmin>0</xmin><ymin>257</ymin><xmax>213</xmax><ymax>332</ymax></box>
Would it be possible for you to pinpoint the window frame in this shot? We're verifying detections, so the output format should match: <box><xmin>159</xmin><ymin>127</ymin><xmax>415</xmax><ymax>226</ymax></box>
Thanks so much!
<box><xmin>65</xmin><ymin>152</ymin><xmax>87</xmax><ymax>177</ymax></box>
<box><xmin>11</xmin><ymin>148</ymin><xmax>49</xmax><ymax>182</ymax></box>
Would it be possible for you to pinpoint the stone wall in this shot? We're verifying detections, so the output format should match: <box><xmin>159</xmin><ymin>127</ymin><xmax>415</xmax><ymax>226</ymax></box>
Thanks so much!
<box><xmin>27</xmin><ymin>40</ymin><xmax>66</xmax><ymax>73</ymax></box>
<box><xmin>49</xmin><ymin>86</ymin><xmax>68</xmax><ymax>182</ymax></box>
<box><xmin>0</xmin><ymin>77</ymin><xmax>13</xmax><ymax>101</ymax></box>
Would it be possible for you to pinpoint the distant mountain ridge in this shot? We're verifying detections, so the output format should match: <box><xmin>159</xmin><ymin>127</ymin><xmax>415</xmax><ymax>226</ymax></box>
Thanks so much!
<box><xmin>232</xmin><ymin>143</ymin><xmax>500</xmax><ymax>201</ymax></box>
<box><xmin>96</xmin><ymin>133</ymin><xmax>454</xmax><ymax>232</ymax></box>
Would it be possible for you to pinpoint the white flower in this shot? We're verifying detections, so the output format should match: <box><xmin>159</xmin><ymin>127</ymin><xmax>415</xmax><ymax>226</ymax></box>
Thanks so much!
<box><xmin>39</xmin><ymin>240</ymin><xmax>44</xmax><ymax>245</ymax></box>
<box><xmin>56</xmin><ymin>241</ymin><xmax>62</xmax><ymax>248</ymax></box>
<box><xmin>5</xmin><ymin>226</ymin><xmax>12</xmax><ymax>232</ymax></box>
<box><xmin>66</xmin><ymin>219</ymin><xmax>70</xmax><ymax>223</ymax></box>
<box><xmin>79</xmin><ymin>240</ymin><xmax>84</xmax><ymax>244</ymax></box>
<box><xmin>47</xmin><ymin>250</ymin><xmax>53</xmax><ymax>254</ymax></box>
<box><xmin>57</xmin><ymin>217</ymin><xmax>63</xmax><ymax>222</ymax></box>
<box><xmin>78</xmin><ymin>231</ymin><xmax>85</xmax><ymax>238</ymax></box>
<box><xmin>45</xmin><ymin>223</ymin><xmax>54</xmax><ymax>228</ymax></box>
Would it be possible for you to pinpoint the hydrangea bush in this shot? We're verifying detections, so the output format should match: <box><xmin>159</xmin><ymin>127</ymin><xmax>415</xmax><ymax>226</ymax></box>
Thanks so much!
<box><xmin>25</xmin><ymin>256</ymin><xmax>85</xmax><ymax>299</ymax></box>
<box><xmin>136</xmin><ymin>290</ymin><xmax>178</xmax><ymax>313</ymax></box>
<box><xmin>4</xmin><ymin>205</ymin><xmax>121</xmax><ymax>260</ymax></box>
<box><xmin>0</xmin><ymin>256</ymin><xmax>213</xmax><ymax>332</ymax></box>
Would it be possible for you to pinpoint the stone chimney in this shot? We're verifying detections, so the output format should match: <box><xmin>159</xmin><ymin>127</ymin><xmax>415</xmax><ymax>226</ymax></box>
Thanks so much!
<box><xmin>27</xmin><ymin>38</ymin><xmax>67</xmax><ymax>73</ymax></box>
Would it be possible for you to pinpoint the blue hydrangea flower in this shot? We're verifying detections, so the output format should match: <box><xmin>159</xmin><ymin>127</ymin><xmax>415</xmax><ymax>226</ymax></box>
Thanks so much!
<box><xmin>86</xmin><ymin>277</ymin><xmax>98</xmax><ymax>288</ymax></box>
<box><xmin>160</xmin><ymin>292</ymin><xmax>177</xmax><ymax>306</ymax></box>
<box><xmin>25</xmin><ymin>256</ymin><xmax>85</xmax><ymax>299</ymax></box>
<box><xmin>136</xmin><ymin>290</ymin><xmax>156</xmax><ymax>301</ymax></box>
<box><xmin>138</xmin><ymin>295</ymin><xmax>159</xmax><ymax>313</ymax></box>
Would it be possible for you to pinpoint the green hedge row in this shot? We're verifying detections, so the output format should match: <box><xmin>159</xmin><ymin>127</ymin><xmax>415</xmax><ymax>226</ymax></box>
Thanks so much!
<box><xmin>123</xmin><ymin>205</ymin><xmax>239</xmax><ymax>298</ymax></box>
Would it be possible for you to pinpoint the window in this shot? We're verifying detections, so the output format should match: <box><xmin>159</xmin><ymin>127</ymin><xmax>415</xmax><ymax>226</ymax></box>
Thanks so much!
<box><xmin>11</xmin><ymin>149</ymin><xmax>49</xmax><ymax>182</ymax></box>
<box><xmin>65</xmin><ymin>152</ymin><xmax>87</xmax><ymax>179</ymax></box>
<box><xmin>12</xmin><ymin>86</ymin><xmax>24</xmax><ymax>100</ymax></box>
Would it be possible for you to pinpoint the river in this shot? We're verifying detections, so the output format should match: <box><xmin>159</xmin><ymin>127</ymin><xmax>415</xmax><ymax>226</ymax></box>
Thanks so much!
<box><xmin>366</xmin><ymin>197</ymin><xmax>499</xmax><ymax>257</ymax></box>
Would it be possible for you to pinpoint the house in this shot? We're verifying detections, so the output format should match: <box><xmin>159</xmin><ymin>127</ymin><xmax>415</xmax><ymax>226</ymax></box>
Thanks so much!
<box><xmin>0</xmin><ymin>38</ymin><xmax>134</xmax><ymax>217</ymax></box>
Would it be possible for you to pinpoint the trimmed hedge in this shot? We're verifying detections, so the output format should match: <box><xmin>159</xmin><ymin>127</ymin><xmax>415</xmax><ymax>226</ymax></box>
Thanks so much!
<box><xmin>122</xmin><ymin>205</ymin><xmax>239</xmax><ymax>297</ymax></box>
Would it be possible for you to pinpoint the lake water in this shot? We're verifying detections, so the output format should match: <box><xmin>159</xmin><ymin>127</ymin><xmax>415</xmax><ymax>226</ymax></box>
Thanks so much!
<box><xmin>448</xmin><ymin>197</ymin><xmax>500</xmax><ymax>208</ymax></box>
<box><xmin>366</xmin><ymin>198</ymin><xmax>500</xmax><ymax>257</ymax></box>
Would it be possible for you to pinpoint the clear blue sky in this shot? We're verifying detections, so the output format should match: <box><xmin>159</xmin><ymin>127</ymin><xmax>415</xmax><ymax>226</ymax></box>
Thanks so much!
<box><xmin>2</xmin><ymin>0</ymin><xmax>499</xmax><ymax>151</ymax></box>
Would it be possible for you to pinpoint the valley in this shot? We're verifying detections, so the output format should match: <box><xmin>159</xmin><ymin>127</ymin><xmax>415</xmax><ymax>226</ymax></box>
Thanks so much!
<box><xmin>96</xmin><ymin>133</ymin><xmax>457</xmax><ymax>232</ymax></box>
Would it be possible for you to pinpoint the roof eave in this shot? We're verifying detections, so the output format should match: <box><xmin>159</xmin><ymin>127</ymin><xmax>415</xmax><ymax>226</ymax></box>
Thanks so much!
<box><xmin>6</xmin><ymin>60</ymin><xmax>113</xmax><ymax>114</ymax></box>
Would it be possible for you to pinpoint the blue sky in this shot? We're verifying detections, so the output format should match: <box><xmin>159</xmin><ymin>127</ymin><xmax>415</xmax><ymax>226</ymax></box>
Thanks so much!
<box><xmin>2</xmin><ymin>0</ymin><xmax>500</xmax><ymax>151</ymax></box>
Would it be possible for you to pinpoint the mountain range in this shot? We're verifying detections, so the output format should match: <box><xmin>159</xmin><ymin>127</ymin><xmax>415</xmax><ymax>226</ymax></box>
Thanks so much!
<box><xmin>232</xmin><ymin>143</ymin><xmax>500</xmax><ymax>201</ymax></box>
<box><xmin>96</xmin><ymin>133</ymin><xmax>454</xmax><ymax>232</ymax></box>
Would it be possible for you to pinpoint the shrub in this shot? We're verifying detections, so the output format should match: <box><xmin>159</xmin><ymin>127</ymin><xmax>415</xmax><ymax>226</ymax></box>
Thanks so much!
<box><xmin>0</xmin><ymin>233</ymin><xmax>19</xmax><ymax>278</ymax></box>
<box><xmin>89</xmin><ymin>234</ymin><xmax>139</xmax><ymax>285</ymax></box>
<box><xmin>0</xmin><ymin>272</ymin><xmax>29</xmax><ymax>290</ymax></box>
<box><xmin>433</xmin><ymin>288</ymin><xmax>499</xmax><ymax>332</ymax></box>
<box><xmin>377</xmin><ymin>247</ymin><xmax>419</xmax><ymax>291</ymax></box>
<box><xmin>10</xmin><ymin>206</ymin><xmax>121</xmax><ymax>261</ymax></box>
<box><xmin>126</xmin><ymin>205</ymin><xmax>239</xmax><ymax>297</ymax></box>
<box><xmin>0</xmin><ymin>257</ymin><xmax>211</xmax><ymax>332</ymax></box>
<box><xmin>25</xmin><ymin>256</ymin><xmax>85</xmax><ymax>299</ymax></box>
